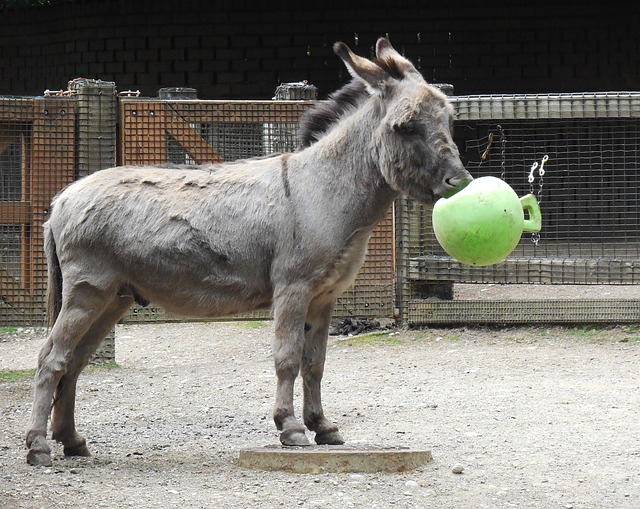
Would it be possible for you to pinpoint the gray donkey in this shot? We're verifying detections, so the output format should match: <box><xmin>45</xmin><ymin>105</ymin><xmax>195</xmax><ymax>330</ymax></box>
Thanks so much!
<box><xmin>26</xmin><ymin>38</ymin><xmax>472</xmax><ymax>466</ymax></box>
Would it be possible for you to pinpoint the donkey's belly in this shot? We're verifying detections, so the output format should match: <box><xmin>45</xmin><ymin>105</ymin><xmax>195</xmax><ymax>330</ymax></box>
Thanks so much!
<box><xmin>158</xmin><ymin>292</ymin><xmax>273</xmax><ymax>318</ymax></box>
<box><xmin>127</xmin><ymin>272</ymin><xmax>274</xmax><ymax>318</ymax></box>
<box><xmin>114</xmin><ymin>250</ymin><xmax>274</xmax><ymax>318</ymax></box>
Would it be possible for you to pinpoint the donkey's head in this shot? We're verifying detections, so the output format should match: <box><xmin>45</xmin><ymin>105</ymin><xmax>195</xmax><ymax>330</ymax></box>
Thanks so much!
<box><xmin>334</xmin><ymin>38</ymin><xmax>472</xmax><ymax>202</ymax></box>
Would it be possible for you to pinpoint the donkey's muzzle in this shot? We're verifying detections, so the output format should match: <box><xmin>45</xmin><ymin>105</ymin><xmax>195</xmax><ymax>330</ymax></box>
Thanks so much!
<box><xmin>440</xmin><ymin>168</ymin><xmax>473</xmax><ymax>199</ymax></box>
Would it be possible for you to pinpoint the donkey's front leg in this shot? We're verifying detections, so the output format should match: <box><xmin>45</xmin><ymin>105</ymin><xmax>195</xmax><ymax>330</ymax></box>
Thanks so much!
<box><xmin>302</xmin><ymin>299</ymin><xmax>345</xmax><ymax>445</ymax></box>
<box><xmin>272</xmin><ymin>288</ymin><xmax>311</xmax><ymax>446</ymax></box>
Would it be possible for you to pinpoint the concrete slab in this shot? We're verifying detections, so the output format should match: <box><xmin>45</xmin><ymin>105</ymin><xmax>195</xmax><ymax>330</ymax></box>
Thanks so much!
<box><xmin>237</xmin><ymin>444</ymin><xmax>432</xmax><ymax>473</ymax></box>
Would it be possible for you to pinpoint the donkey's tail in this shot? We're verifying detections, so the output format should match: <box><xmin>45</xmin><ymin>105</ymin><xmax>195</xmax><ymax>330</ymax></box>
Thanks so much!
<box><xmin>44</xmin><ymin>224</ymin><xmax>63</xmax><ymax>329</ymax></box>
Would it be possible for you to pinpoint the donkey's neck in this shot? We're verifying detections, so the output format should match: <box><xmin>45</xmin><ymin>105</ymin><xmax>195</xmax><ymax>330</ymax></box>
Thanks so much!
<box><xmin>291</xmin><ymin>114</ymin><xmax>397</xmax><ymax>237</ymax></box>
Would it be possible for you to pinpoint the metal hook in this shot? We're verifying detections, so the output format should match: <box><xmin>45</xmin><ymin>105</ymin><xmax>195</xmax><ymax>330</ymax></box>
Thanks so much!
<box><xmin>481</xmin><ymin>132</ymin><xmax>494</xmax><ymax>161</ymax></box>
<box><xmin>538</xmin><ymin>155</ymin><xmax>549</xmax><ymax>177</ymax></box>
<box><xmin>528</xmin><ymin>161</ymin><xmax>538</xmax><ymax>183</ymax></box>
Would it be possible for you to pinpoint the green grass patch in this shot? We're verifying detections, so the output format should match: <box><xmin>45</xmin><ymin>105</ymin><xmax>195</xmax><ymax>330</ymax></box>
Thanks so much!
<box><xmin>624</xmin><ymin>324</ymin><xmax>640</xmax><ymax>332</ymax></box>
<box><xmin>337</xmin><ymin>330</ymin><xmax>403</xmax><ymax>346</ymax></box>
<box><xmin>240</xmin><ymin>321</ymin><xmax>266</xmax><ymax>329</ymax></box>
<box><xmin>1</xmin><ymin>362</ymin><xmax>120</xmax><ymax>383</ymax></box>
<box><xmin>524</xmin><ymin>326</ymin><xmax>548</xmax><ymax>337</ymax></box>
<box><xmin>0</xmin><ymin>326</ymin><xmax>18</xmax><ymax>335</ymax></box>
<box><xmin>88</xmin><ymin>362</ymin><xmax>121</xmax><ymax>371</ymax></box>
<box><xmin>0</xmin><ymin>369</ymin><xmax>35</xmax><ymax>382</ymax></box>
<box><xmin>567</xmin><ymin>325</ymin><xmax>607</xmax><ymax>339</ymax></box>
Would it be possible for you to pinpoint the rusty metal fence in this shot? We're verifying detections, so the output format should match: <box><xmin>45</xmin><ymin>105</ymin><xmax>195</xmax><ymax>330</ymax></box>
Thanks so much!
<box><xmin>1</xmin><ymin>85</ymin><xmax>639</xmax><ymax>327</ymax></box>
<box><xmin>0</xmin><ymin>86</ymin><xmax>394</xmax><ymax>326</ymax></box>
<box><xmin>0</xmin><ymin>95</ymin><xmax>77</xmax><ymax>326</ymax></box>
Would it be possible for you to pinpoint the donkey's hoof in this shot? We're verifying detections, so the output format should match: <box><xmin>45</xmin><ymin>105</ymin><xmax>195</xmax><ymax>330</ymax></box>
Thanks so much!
<box><xmin>315</xmin><ymin>430</ymin><xmax>345</xmax><ymax>446</ymax></box>
<box><xmin>27</xmin><ymin>449</ymin><xmax>53</xmax><ymax>467</ymax></box>
<box><xmin>280</xmin><ymin>429</ymin><xmax>311</xmax><ymax>447</ymax></box>
<box><xmin>64</xmin><ymin>442</ymin><xmax>91</xmax><ymax>457</ymax></box>
<box><xmin>26</xmin><ymin>436</ymin><xmax>52</xmax><ymax>466</ymax></box>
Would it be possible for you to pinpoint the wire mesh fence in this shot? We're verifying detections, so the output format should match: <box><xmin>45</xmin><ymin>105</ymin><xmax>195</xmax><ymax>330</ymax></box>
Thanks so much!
<box><xmin>2</xmin><ymin>89</ymin><xmax>640</xmax><ymax>327</ymax></box>
<box><xmin>0</xmin><ymin>81</ymin><xmax>117</xmax><ymax>330</ymax></box>
<box><xmin>1</xmin><ymin>95</ymin><xmax>77</xmax><ymax>326</ymax></box>
<box><xmin>399</xmin><ymin>92</ymin><xmax>640</xmax><ymax>324</ymax></box>
<box><xmin>119</xmin><ymin>98</ymin><xmax>396</xmax><ymax>321</ymax></box>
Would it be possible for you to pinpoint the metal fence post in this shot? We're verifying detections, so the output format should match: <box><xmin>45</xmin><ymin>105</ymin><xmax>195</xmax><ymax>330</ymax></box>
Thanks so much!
<box><xmin>273</xmin><ymin>81</ymin><xmax>318</xmax><ymax>101</ymax></box>
<box><xmin>72</xmin><ymin>78</ymin><xmax>118</xmax><ymax>363</ymax></box>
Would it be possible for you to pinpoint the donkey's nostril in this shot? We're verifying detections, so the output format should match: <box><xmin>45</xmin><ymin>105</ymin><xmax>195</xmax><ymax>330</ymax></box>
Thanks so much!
<box><xmin>445</xmin><ymin>175</ymin><xmax>472</xmax><ymax>189</ymax></box>
<box><xmin>442</xmin><ymin>173</ymin><xmax>473</xmax><ymax>198</ymax></box>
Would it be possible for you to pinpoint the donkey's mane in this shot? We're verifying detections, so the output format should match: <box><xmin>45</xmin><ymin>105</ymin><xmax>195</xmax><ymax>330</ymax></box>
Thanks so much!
<box><xmin>297</xmin><ymin>55</ymin><xmax>412</xmax><ymax>148</ymax></box>
<box><xmin>297</xmin><ymin>80</ymin><xmax>368</xmax><ymax>149</ymax></box>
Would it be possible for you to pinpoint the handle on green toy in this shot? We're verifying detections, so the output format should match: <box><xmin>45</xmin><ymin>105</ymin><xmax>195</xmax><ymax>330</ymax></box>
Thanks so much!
<box><xmin>520</xmin><ymin>194</ymin><xmax>542</xmax><ymax>233</ymax></box>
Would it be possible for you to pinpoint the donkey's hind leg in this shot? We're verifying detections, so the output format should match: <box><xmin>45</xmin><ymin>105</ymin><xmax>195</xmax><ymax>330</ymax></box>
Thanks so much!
<box><xmin>302</xmin><ymin>298</ymin><xmax>345</xmax><ymax>445</ymax></box>
<box><xmin>26</xmin><ymin>281</ymin><xmax>113</xmax><ymax>466</ymax></box>
<box><xmin>50</xmin><ymin>292</ymin><xmax>134</xmax><ymax>458</ymax></box>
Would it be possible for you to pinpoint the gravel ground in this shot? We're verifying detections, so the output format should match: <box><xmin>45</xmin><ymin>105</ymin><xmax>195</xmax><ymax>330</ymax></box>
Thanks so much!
<box><xmin>1</xmin><ymin>321</ymin><xmax>639</xmax><ymax>508</ymax></box>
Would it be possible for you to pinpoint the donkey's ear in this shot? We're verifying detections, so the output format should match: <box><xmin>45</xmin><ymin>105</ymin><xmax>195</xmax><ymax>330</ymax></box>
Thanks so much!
<box><xmin>334</xmin><ymin>42</ymin><xmax>389</xmax><ymax>94</ymax></box>
<box><xmin>375</xmin><ymin>37</ymin><xmax>423</xmax><ymax>81</ymax></box>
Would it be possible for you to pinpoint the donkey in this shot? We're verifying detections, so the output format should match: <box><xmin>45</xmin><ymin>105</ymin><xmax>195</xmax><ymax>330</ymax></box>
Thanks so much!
<box><xmin>25</xmin><ymin>38</ymin><xmax>472</xmax><ymax>466</ymax></box>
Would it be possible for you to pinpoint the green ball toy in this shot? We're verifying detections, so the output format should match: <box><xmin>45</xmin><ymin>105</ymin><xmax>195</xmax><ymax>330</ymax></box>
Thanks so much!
<box><xmin>432</xmin><ymin>176</ymin><xmax>542</xmax><ymax>266</ymax></box>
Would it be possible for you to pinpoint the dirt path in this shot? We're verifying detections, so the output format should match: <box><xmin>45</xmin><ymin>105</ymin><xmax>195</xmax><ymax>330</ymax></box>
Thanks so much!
<box><xmin>1</xmin><ymin>322</ymin><xmax>639</xmax><ymax>508</ymax></box>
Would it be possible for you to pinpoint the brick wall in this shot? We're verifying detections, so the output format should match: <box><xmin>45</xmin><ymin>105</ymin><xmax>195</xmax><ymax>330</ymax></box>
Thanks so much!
<box><xmin>0</xmin><ymin>0</ymin><xmax>638</xmax><ymax>99</ymax></box>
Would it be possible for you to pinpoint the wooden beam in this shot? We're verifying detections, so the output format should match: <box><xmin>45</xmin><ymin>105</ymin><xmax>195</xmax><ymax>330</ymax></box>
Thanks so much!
<box><xmin>28</xmin><ymin>98</ymin><xmax>76</xmax><ymax>293</ymax></box>
<box><xmin>0</xmin><ymin>126</ymin><xmax>20</xmax><ymax>153</ymax></box>
<box><xmin>0</xmin><ymin>201</ymin><xmax>31</xmax><ymax>225</ymax></box>
<box><xmin>0</xmin><ymin>267</ymin><xmax>33</xmax><ymax>309</ymax></box>
<box><xmin>120</xmin><ymin>99</ymin><xmax>313</xmax><ymax>125</ymax></box>
<box><xmin>163</xmin><ymin>100</ymin><xmax>313</xmax><ymax>124</ymax></box>
<box><xmin>164</xmin><ymin>111</ymin><xmax>223</xmax><ymax>164</ymax></box>
<box><xmin>0</xmin><ymin>98</ymin><xmax>35</xmax><ymax>122</ymax></box>
<box><xmin>120</xmin><ymin>102</ymin><xmax>167</xmax><ymax>165</ymax></box>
